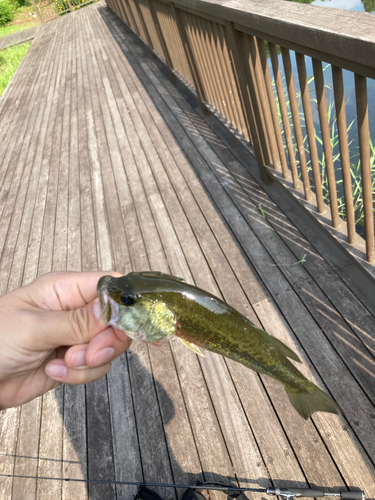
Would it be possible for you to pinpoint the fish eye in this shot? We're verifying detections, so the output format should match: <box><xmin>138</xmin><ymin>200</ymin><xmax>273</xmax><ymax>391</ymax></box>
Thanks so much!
<box><xmin>120</xmin><ymin>294</ymin><xmax>135</xmax><ymax>306</ymax></box>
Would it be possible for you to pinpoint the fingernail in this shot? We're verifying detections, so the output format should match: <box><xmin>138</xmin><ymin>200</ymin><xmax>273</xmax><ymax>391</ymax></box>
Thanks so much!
<box><xmin>71</xmin><ymin>350</ymin><xmax>87</xmax><ymax>368</ymax></box>
<box><xmin>92</xmin><ymin>298</ymin><xmax>102</xmax><ymax>321</ymax></box>
<box><xmin>94</xmin><ymin>347</ymin><xmax>115</xmax><ymax>367</ymax></box>
<box><xmin>46</xmin><ymin>364</ymin><xmax>67</xmax><ymax>379</ymax></box>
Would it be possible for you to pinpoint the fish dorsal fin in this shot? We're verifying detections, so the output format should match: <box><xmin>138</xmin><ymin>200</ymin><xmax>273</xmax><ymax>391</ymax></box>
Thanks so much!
<box><xmin>137</xmin><ymin>271</ymin><xmax>186</xmax><ymax>283</ymax></box>
<box><xmin>266</xmin><ymin>334</ymin><xmax>301</xmax><ymax>362</ymax></box>
<box><xmin>179</xmin><ymin>338</ymin><xmax>205</xmax><ymax>357</ymax></box>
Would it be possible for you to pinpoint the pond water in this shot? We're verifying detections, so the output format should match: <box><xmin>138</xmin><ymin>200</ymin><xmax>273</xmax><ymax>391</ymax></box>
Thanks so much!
<box><xmin>285</xmin><ymin>0</ymin><xmax>375</xmax><ymax>14</ymax></box>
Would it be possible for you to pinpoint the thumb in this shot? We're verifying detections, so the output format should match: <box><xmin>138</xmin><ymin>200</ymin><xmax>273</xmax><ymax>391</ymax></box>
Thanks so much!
<box><xmin>35</xmin><ymin>298</ymin><xmax>107</xmax><ymax>348</ymax></box>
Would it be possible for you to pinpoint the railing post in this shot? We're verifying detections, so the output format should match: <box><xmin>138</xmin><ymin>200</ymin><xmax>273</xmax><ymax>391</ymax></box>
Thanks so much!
<box><xmin>30</xmin><ymin>0</ymin><xmax>44</xmax><ymax>23</ymax></box>
<box><xmin>147</xmin><ymin>0</ymin><xmax>176</xmax><ymax>77</ymax></box>
<box><xmin>224</xmin><ymin>21</ymin><xmax>272</xmax><ymax>183</ymax></box>
<box><xmin>171</xmin><ymin>4</ymin><xmax>209</xmax><ymax>116</ymax></box>
<box><xmin>355</xmin><ymin>73</ymin><xmax>375</xmax><ymax>263</ymax></box>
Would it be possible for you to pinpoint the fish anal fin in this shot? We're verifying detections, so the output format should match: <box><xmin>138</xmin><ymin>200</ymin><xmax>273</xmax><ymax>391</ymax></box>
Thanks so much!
<box><xmin>286</xmin><ymin>385</ymin><xmax>341</xmax><ymax>420</ymax></box>
<box><xmin>179</xmin><ymin>338</ymin><xmax>205</xmax><ymax>357</ymax></box>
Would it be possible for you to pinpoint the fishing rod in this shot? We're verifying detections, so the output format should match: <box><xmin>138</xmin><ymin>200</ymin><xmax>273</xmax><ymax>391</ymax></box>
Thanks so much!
<box><xmin>0</xmin><ymin>474</ymin><xmax>365</xmax><ymax>500</ymax></box>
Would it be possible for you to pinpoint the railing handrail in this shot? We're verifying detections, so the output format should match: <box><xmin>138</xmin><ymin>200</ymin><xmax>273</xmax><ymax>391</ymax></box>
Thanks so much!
<box><xmin>167</xmin><ymin>0</ymin><xmax>375</xmax><ymax>79</ymax></box>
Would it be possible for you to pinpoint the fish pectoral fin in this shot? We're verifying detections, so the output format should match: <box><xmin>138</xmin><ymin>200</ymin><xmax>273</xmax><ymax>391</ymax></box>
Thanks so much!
<box><xmin>179</xmin><ymin>338</ymin><xmax>205</xmax><ymax>357</ymax></box>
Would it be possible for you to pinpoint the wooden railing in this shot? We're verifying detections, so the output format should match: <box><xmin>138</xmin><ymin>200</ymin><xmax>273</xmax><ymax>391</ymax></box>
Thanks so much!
<box><xmin>104</xmin><ymin>0</ymin><xmax>375</xmax><ymax>266</ymax></box>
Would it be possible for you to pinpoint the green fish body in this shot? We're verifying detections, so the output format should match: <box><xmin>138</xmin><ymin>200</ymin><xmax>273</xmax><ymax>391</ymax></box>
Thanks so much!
<box><xmin>97</xmin><ymin>271</ymin><xmax>340</xmax><ymax>420</ymax></box>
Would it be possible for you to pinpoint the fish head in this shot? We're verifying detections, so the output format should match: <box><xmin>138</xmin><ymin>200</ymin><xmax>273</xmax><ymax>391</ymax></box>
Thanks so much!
<box><xmin>97</xmin><ymin>273</ymin><xmax>177</xmax><ymax>343</ymax></box>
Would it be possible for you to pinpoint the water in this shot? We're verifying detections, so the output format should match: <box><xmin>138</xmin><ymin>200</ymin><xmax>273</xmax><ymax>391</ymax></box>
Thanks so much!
<box><xmin>285</xmin><ymin>0</ymin><xmax>375</xmax><ymax>13</ymax></box>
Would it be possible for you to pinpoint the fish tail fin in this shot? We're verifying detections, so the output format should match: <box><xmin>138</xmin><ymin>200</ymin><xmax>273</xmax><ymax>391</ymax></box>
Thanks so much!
<box><xmin>285</xmin><ymin>384</ymin><xmax>341</xmax><ymax>420</ymax></box>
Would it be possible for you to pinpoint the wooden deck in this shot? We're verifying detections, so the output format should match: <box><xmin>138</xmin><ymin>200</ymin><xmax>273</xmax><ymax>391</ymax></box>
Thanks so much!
<box><xmin>1</xmin><ymin>3</ymin><xmax>375</xmax><ymax>499</ymax></box>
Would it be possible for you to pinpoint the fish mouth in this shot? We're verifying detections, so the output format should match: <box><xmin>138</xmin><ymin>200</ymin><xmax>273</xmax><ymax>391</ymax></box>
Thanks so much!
<box><xmin>97</xmin><ymin>275</ymin><xmax>118</xmax><ymax>325</ymax></box>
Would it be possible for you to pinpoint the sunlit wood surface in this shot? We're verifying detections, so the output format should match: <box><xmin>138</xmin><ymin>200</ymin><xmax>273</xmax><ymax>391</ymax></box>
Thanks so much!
<box><xmin>0</xmin><ymin>3</ymin><xmax>374</xmax><ymax>499</ymax></box>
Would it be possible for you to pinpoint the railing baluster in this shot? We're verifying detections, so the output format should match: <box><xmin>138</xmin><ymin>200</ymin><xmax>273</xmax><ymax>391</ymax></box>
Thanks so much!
<box><xmin>282</xmin><ymin>47</ymin><xmax>312</xmax><ymax>200</ymax></box>
<box><xmin>268</xmin><ymin>42</ymin><xmax>300</xmax><ymax>188</ymax></box>
<box><xmin>214</xmin><ymin>23</ymin><xmax>239</xmax><ymax>132</ymax></box>
<box><xmin>257</xmin><ymin>38</ymin><xmax>289</xmax><ymax>178</ymax></box>
<box><xmin>172</xmin><ymin>5</ymin><xmax>209</xmax><ymax>115</ymax></box>
<box><xmin>171</xmin><ymin>7</ymin><xmax>193</xmax><ymax>84</ymax></box>
<box><xmin>218</xmin><ymin>24</ymin><xmax>249</xmax><ymax>140</ymax></box>
<box><xmin>295</xmin><ymin>52</ymin><xmax>325</xmax><ymax>212</ymax></box>
<box><xmin>248</xmin><ymin>35</ymin><xmax>281</xmax><ymax>171</ymax></box>
<box><xmin>190</xmin><ymin>14</ymin><xmax>213</xmax><ymax>108</ymax></box>
<box><xmin>123</xmin><ymin>0</ymin><xmax>141</xmax><ymax>36</ymax></box>
<box><xmin>134</xmin><ymin>0</ymin><xmax>155</xmax><ymax>51</ymax></box>
<box><xmin>118</xmin><ymin>0</ymin><xmax>130</xmax><ymax>26</ymax></box>
<box><xmin>224</xmin><ymin>22</ymin><xmax>271</xmax><ymax>181</ymax></box>
<box><xmin>355</xmin><ymin>74</ymin><xmax>375</xmax><ymax>262</ymax></box>
<box><xmin>148</xmin><ymin>0</ymin><xmax>175</xmax><ymax>78</ymax></box>
<box><xmin>209</xmin><ymin>20</ymin><xmax>234</xmax><ymax>126</ymax></box>
<box><xmin>331</xmin><ymin>66</ymin><xmax>356</xmax><ymax>244</ymax></box>
<box><xmin>195</xmin><ymin>17</ymin><xmax>218</xmax><ymax>112</ymax></box>
<box><xmin>313</xmin><ymin>58</ymin><xmax>340</xmax><ymax>227</ymax></box>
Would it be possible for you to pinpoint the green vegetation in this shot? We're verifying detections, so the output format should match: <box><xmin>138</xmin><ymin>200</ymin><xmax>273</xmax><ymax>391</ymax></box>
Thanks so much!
<box><xmin>0</xmin><ymin>0</ymin><xmax>38</xmax><ymax>39</ymax></box>
<box><xmin>0</xmin><ymin>1</ymin><xmax>15</xmax><ymax>26</ymax></box>
<box><xmin>0</xmin><ymin>41</ymin><xmax>30</xmax><ymax>95</ymax></box>
<box><xmin>362</xmin><ymin>0</ymin><xmax>375</xmax><ymax>12</ymax></box>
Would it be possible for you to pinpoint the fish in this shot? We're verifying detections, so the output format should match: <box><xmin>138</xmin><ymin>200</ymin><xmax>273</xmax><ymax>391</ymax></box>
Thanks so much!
<box><xmin>97</xmin><ymin>271</ymin><xmax>341</xmax><ymax>420</ymax></box>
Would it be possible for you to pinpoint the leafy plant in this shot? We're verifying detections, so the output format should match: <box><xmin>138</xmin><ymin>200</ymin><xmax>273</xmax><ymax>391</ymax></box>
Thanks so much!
<box><xmin>0</xmin><ymin>0</ymin><xmax>15</xmax><ymax>26</ymax></box>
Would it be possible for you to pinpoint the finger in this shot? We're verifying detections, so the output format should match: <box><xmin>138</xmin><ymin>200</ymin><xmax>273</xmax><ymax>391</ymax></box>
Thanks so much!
<box><xmin>32</xmin><ymin>297</ymin><xmax>108</xmax><ymax>349</ymax></box>
<box><xmin>45</xmin><ymin>358</ymin><xmax>111</xmax><ymax>385</ymax></box>
<box><xmin>21</xmin><ymin>271</ymin><xmax>123</xmax><ymax>311</ymax></box>
<box><xmin>64</xmin><ymin>328</ymin><xmax>132</xmax><ymax>369</ymax></box>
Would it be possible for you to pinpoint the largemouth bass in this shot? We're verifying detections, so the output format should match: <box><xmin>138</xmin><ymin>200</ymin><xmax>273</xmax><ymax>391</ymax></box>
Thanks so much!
<box><xmin>97</xmin><ymin>271</ymin><xmax>340</xmax><ymax>419</ymax></box>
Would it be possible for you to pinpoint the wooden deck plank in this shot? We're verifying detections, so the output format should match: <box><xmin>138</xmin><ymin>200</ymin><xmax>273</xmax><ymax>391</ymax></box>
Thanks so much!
<box><xmin>75</xmin><ymin>10</ymin><xmax>118</xmax><ymax>500</ymax></box>
<box><xmin>133</xmin><ymin>57</ymin><xmax>375</xmax><ymax>491</ymax></box>
<box><xmin>2</xmin><ymin>19</ymin><xmax>64</xmax><ymax>500</ymax></box>
<box><xmin>100</xmin><ymin>13</ymin><xmax>375</xmax><ymax>494</ymax></box>
<box><xmin>1</xmin><ymin>4</ymin><xmax>375</xmax><ymax>499</ymax></box>
<box><xmin>32</xmin><ymin>15</ymin><xmax>68</xmax><ymax>500</ymax></box>
<box><xmin>85</xmin><ymin>10</ymin><xmax>205</xmax><ymax>499</ymax></box>
<box><xmin>95</xmin><ymin>16</ymin><xmax>268</xmax><ymax>497</ymax></box>
<box><xmin>0</xmin><ymin>29</ymin><xmax>57</xmax><ymax>245</ymax></box>
<box><xmin>96</xmin><ymin>18</ymin><xmax>288</xmax><ymax>495</ymax></box>
<box><xmin>92</xmin><ymin>12</ymin><xmax>258</xmax><ymax>500</ymax></box>
<box><xmin>107</xmin><ymin>25</ymin><xmax>345</xmax><ymax>492</ymax></box>
<box><xmin>98</xmin><ymin>10</ymin><xmax>316</xmax><ymax>494</ymax></box>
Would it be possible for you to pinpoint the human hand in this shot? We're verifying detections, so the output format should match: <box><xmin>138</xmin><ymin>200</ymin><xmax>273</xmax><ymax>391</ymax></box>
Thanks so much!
<box><xmin>0</xmin><ymin>271</ymin><xmax>132</xmax><ymax>410</ymax></box>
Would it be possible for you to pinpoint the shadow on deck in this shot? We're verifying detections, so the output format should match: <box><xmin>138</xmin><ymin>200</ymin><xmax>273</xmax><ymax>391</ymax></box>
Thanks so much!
<box><xmin>0</xmin><ymin>2</ymin><xmax>374</xmax><ymax>499</ymax></box>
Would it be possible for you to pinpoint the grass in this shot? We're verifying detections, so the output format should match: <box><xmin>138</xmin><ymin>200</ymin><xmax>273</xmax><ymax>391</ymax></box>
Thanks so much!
<box><xmin>0</xmin><ymin>41</ymin><xmax>30</xmax><ymax>95</ymax></box>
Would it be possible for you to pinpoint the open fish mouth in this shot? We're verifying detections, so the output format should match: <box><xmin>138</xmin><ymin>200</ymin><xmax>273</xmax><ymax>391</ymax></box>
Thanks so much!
<box><xmin>97</xmin><ymin>275</ymin><xmax>119</xmax><ymax>326</ymax></box>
